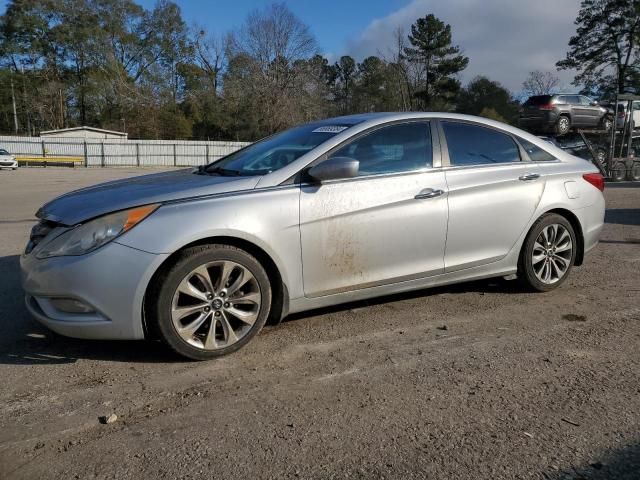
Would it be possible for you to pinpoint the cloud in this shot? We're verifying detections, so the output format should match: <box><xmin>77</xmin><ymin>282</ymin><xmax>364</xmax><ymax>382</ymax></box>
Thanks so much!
<box><xmin>346</xmin><ymin>0</ymin><xmax>581</xmax><ymax>94</ymax></box>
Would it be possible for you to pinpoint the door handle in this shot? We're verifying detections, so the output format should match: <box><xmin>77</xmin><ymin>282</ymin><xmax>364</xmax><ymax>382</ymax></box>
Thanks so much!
<box><xmin>414</xmin><ymin>188</ymin><xmax>445</xmax><ymax>199</ymax></box>
<box><xmin>519</xmin><ymin>173</ymin><xmax>540</xmax><ymax>181</ymax></box>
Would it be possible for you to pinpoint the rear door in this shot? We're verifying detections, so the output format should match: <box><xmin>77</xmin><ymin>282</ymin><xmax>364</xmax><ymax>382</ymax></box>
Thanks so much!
<box><xmin>439</xmin><ymin>120</ymin><xmax>545</xmax><ymax>272</ymax></box>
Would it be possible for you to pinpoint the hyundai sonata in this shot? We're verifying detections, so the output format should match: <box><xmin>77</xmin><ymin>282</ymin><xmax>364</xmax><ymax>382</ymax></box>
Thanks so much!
<box><xmin>21</xmin><ymin>113</ymin><xmax>605</xmax><ymax>360</ymax></box>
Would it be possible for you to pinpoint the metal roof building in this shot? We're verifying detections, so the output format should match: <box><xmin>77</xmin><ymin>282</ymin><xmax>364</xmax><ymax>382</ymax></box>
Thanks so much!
<box><xmin>40</xmin><ymin>126</ymin><xmax>128</xmax><ymax>140</ymax></box>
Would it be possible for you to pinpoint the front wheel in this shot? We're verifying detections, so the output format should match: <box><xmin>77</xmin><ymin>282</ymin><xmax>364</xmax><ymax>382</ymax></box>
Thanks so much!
<box><xmin>600</xmin><ymin>116</ymin><xmax>613</xmax><ymax>131</ymax></box>
<box><xmin>149</xmin><ymin>244</ymin><xmax>272</xmax><ymax>360</ymax></box>
<box><xmin>518</xmin><ymin>214</ymin><xmax>577</xmax><ymax>292</ymax></box>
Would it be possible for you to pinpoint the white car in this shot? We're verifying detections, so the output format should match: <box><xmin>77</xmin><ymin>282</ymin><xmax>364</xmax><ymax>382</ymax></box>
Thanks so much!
<box><xmin>613</xmin><ymin>100</ymin><xmax>640</xmax><ymax>130</ymax></box>
<box><xmin>0</xmin><ymin>148</ymin><xmax>18</xmax><ymax>170</ymax></box>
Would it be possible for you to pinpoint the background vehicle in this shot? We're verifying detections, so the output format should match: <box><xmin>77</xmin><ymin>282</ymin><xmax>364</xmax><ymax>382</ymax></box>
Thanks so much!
<box><xmin>609</xmin><ymin>100</ymin><xmax>640</xmax><ymax>130</ymax></box>
<box><xmin>21</xmin><ymin>113</ymin><xmax>606</xmax><ymax>360</ymax></box>
<box><xmin>519</xmin><ymin>94</ymin><xmax>613</xmax><ymax>135</ymax></box>
<box><xmin>538</xmin><ymin>133</ymin><xmax>607</xmax><ymax>165</ymax></box>
<box><xmin>0</xmin><ymin>148</ymin><xmax>18</xmax><ymax>169</ymax></box>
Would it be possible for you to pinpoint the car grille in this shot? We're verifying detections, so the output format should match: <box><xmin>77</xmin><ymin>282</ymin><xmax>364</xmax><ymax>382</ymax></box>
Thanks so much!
<box><xmin>25</xmin><ymin>219</ymin><xmax>61</xmax><ymax>254</ymax></box>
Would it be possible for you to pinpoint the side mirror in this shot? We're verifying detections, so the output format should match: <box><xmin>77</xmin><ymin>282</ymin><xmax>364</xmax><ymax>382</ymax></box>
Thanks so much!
<box><xmin>590</xmin><ymin>100</ymin><xmax>598</xmax><ymax>106</ymax></box>
<box><xmin>307</xmin><ymin>156</ymin><xmax>359</xmax><ymax>182</ymax></box>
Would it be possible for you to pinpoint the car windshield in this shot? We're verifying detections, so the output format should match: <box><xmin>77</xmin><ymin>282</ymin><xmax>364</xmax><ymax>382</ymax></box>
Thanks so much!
<box><xmin>0</xmin><ymin>149</ymin><xmax>9</xmax><ymax>155</ymax></box>
<box><xmin>204</xmin><ymin>124</ymin><xmax>352</xmax><ymax>176</ymax></box>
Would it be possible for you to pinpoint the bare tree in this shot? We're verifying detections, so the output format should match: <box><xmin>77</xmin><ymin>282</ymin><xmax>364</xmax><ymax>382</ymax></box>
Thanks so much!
<box><xmin>225</xmin><ymin>2</ymin><xmax>318</xmax><ymax>135</ymax></box>
<box><xmin>194</xmin><ymin>29</ymin><xmax>227</xmax><ymax>94</ymax></box>
<box><xmin>522</xmin><ymin>70</ymin><xmax>560</xmax><ymax>96</ymax></box>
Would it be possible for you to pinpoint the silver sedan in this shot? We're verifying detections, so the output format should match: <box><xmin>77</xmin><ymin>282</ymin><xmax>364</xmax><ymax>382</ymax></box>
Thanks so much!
<box><xmin>21</xmin><ymin>113</ymin><xmax>605</xmax><ymax>360</ymax></box>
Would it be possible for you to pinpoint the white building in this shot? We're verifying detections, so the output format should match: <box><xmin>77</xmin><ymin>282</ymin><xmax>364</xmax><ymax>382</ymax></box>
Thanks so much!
<box><xmin>40</xmin><ymin>126</ymin><xmax>128</xmax><ymax>140</ymax></box>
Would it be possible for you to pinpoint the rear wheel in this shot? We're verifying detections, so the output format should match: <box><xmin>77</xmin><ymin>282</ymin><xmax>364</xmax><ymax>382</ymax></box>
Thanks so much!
<box><xmin>630</xmin><ymin>161</ymin><xmax>640</xmax><ymax>181</ymax></box>
<box><xmin>519</xmin><ymin>214</ymin><xmax>576</xmax><ymax>292</ymax></box>
<box><xmin>610</xmin><ymin>161</ymin><xmax>627</xmax><ymax>182</ymax></box>
<box><xmin>555</xmin><ymin>115</ymin><xmax>571</xmax><ymax>135</ymax></box>
<box><xmin>149</xmin><ymin>244</ymin><xmax>272</xmax><ymax>360</ymax></box>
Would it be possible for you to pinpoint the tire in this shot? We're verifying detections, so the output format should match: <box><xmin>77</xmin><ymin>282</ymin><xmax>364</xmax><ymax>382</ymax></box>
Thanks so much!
<box><xmin>600</xmin><ymin>116</ymin><xmax>613</xmax><ymax>131</ymax></box>
<box><xmin>148</xmin><ymin>244</ymin><xmax>272</xmax><ymax>360</ymax></box>
<box><xmin>555</xmin><ymin>115</ymin><xmax>571</xmax><ymax>135</ymax></box>
<box><xmin>629</xmin><ymin>161</ymin><xmax>640</xmax><ymax>182</ymax></box>
<box><xmin>610</xmin><ymin>161</ymin><xmax>627</xmax><ymax>182</ymax></box>
<box><xmin>593</xmin><ymin>148</ymin><xmax>607</xmax><ymax>167</ymax></box>
<box><xmin>518</xmin><ymin>213</ymin><xmax>577</xmax><ymax>292</ymax></box>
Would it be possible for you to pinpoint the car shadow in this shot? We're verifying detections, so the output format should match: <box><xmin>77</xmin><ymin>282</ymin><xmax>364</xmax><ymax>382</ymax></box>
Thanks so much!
<box><xmin>0</xmin><ymin>255</ymin><xmax>183</xmax><ymax>365</ymax></box>
<box><xmin>605</xmin><ymin>208</ymin><xmax>640</xmax><ymax>226</ymax></box>
<box><xmin>1</xmin><ymin>253</ymin><xmax>527</xmax><ymax>365</ymax></box>
<box><xmin>283</xmin><ymin>277</ymin><xmax>525</xmax><ymax>324</ymax></box>
<box><xmin>544</xmin><ymin>441</ymin><xmax>640</xmax><ymax>480</ymax></box>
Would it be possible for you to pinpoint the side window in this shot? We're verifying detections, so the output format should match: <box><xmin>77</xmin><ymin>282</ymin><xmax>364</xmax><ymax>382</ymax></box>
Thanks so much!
<box><xmin>516</xmin><ymin>137</ymin><xmax>557</xmax><ymax>162</ymax></box>
<box><xmin>442</xmin><ymin>122</ymin><xmax>521</xmax><ymax>166</ymax></box>
<box><xmin>579</xmin><ymin>96</ymin><xmax>592</xmax><ymax>106</ymax></box>
<box><xmin>567</xmin><ymin>95</ymin><xmax>581</xmax><ymax>105</ymax></box>
<box><xmin>328</xmin><ymin>122</ymin><xmax>432</xmax><ymax>176</ymax></box>
<box><xmin>556</xmin><ymin>96</ymin><xmax>568</xmax><ymax>104</ymax></box>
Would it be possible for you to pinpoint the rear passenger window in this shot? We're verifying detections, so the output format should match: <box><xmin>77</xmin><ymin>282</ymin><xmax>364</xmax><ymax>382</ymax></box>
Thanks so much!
<box><xmin>517</xmin><ymin>137</ymin><xmax>557</xmax><ymax>162</ymax></box>
<box><xmin>442</xmin><ymin>122</ymin><xmax>521</xmax><ymax>166</ymax></box>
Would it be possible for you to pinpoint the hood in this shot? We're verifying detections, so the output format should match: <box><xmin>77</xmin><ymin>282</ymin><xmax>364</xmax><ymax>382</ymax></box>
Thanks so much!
<box><xmin>37</xmin><ymin>169</ymin><xmax>260</xmax><ymax>225</ymax></box>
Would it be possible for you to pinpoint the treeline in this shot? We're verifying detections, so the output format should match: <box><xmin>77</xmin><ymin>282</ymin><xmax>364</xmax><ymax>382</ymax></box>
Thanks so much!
<box><xmin>0</xmin><ymin>0</ymin><xmax>637</xmax><ymax>140</ymax></box>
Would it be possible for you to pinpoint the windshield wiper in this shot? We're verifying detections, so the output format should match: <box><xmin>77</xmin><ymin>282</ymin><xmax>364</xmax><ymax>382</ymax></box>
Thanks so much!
<box><xmin>196</xmin><ymin>166</ymin><xmax>243</xmax><ymax>176</ymax></box>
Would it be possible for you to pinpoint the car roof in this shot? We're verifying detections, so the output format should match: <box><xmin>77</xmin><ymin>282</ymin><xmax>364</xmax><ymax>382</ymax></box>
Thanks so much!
<box><xmin>313</xmin><ymin>112</ymin><xmax>397</xmax><ymax>126</ymax></box>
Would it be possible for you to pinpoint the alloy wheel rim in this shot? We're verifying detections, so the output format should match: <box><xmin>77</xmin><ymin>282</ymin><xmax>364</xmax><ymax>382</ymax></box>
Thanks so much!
<box><xmin>559</xmin><ymin>118</ymin><xmax>569</xmax><ymax>132</ymax></box>
<box><xmin>171</xmin><ymin>260</ymin><xmax>261</xmax><ymax>350</ymax></box>
<box><xmin>532</xmin><ymin>224</ymin><xmax>573</xmax><ymax>285</ymax></box>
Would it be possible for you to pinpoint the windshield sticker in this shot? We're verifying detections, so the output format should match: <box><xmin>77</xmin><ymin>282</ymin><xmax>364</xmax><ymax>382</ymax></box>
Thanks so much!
<box><xmin>312</xmin><ymin>126</ymin><xmax>348</xmax><ymax>133</ymax></box>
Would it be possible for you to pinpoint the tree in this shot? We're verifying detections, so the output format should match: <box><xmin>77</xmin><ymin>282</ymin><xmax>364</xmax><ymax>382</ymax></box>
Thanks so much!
<box><xmin>401</xmin><ymin>14</ymin><xmax>468</xmax><ymax>109</ymax></box>
<box><xmin>522</xmin><ymin>70</ymin><xmax>560</xmax><ymax>96</ymax></box>
<box><xmin>225</xmin><ymin>2</ymin><xmax>318</xmax><ymax>137</ymax></box>
<box><xmin>456</xmin><ymin>76</ymin><xmax>519</xmax><ymax>124</ymax></box>
<box><xmin>557</xmin><ymin>0</ymin><xmax>640</xmax><ymax>95</ymax></box>
<box><xmin>328</xmin><ymin>55</ymin><xmax>357</xmax><ymax>114</ymax></box>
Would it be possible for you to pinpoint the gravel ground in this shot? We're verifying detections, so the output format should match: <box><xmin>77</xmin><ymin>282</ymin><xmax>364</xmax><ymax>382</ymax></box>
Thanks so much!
<box><xmin>0</xmin><ymin>168</ymin><xmax>638</xmax><ymax>480</ymax></box>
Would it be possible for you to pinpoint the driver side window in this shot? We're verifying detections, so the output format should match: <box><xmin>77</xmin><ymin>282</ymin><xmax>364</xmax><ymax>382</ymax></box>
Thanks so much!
<box><xmin>328</xmin><ymin>122</ymin><xmax>432</xmax><ymax>176</ymax></box>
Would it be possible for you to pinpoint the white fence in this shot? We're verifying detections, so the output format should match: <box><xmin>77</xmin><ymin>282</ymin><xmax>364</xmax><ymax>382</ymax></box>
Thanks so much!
<box><xmin>0</xmin><ymin>135</ymin><xmax>250</xmax><ymax>167</ymax></box>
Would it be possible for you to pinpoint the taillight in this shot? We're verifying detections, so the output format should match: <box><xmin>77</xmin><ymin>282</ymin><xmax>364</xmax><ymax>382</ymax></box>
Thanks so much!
<box><xmin>583</xmin><ymin>173</ymin><xmax>605</xmax><ymax>191</ymax></box>
<box><xmin>539</xmin><ymin>104</ymin><xmax>554</xmax><ymax>111</ymax></box>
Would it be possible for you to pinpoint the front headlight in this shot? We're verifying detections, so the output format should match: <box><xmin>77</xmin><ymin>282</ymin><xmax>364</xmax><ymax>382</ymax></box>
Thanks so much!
<box><xmin>36</xmin><ymin>204</ymin><xmax>159</xmax><ymax>259</ymax></box>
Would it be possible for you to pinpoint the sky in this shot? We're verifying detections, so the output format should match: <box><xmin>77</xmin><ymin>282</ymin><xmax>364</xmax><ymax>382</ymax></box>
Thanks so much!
<box><xmin>135</xmin><ymin>0</ymin><xmax>582</xmax><ymax>94</ymax></box>
<box><xmin>2</xmin><ymin>0</ymin><xmax>582</xmax><ymax>93</ymax></box>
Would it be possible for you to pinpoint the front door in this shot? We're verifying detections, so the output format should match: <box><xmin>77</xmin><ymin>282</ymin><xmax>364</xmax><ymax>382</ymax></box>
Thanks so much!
<box><xmin>440</xmin><ymin>120</ymin><xmax>545</xmax><ymax>272</ymax></box>
<box><xmin>299</xmin><ymin>121</ymin><xmax>448</xmax><ymax>297</ymax></box>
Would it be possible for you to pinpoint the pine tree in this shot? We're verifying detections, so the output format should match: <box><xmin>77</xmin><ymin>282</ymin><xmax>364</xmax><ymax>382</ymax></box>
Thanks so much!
<box><xmin>402</xmin><ymin>14</ymin><xmax>468</xmax><ymax>109</ymax></box>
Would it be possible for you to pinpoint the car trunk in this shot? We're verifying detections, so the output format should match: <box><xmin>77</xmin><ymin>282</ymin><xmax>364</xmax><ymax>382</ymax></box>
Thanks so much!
<box><xmin>521</xmin><ymin>95</ymin><xmax>553</xmax><ymax>118</ymax></box>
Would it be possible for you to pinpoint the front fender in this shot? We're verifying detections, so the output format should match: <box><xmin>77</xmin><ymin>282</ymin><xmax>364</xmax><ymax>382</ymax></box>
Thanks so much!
<box><xmin>116</xmin><ymin>187</ymin><xmax>304</xmax><ymax>299</ymax></box>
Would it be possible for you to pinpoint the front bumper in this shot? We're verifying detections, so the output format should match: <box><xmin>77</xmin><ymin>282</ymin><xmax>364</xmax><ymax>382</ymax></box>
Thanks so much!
<box><xmin>21</xmin><ymin>241</ymin><xmax>169</xmax><ymax>340</ymax></box>
<box><xmin>0</xmin><ymin>159</ymin><xmax>17</xmax><ymax>168</ymax></box>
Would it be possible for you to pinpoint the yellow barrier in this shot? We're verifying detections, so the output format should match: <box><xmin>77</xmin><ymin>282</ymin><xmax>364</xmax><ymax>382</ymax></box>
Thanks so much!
<box><xmin>17</xmin><ymin>156</ymin><xmax>84</xmax><ymax>167</ymax></box>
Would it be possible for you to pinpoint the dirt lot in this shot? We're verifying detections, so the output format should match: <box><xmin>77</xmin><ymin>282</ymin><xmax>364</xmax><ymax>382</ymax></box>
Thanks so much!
<box><xmin>0</xmin><ymin>168</ymin><xmax>638</xmax><ymax>480</ymax></box>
